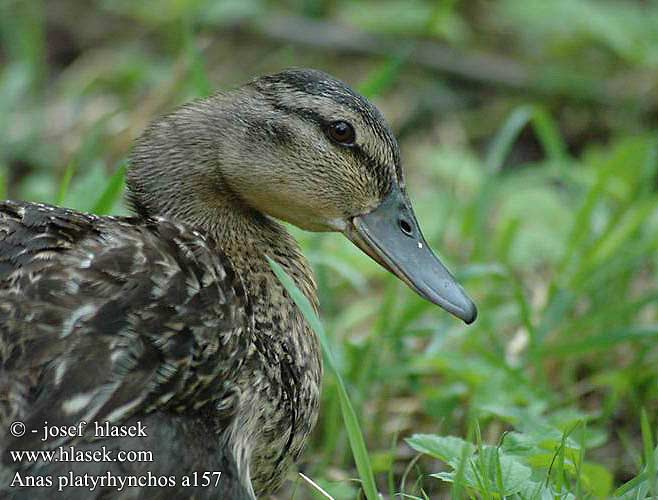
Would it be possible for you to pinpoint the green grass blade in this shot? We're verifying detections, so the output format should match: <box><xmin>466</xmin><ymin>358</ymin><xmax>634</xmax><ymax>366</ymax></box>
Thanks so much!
<box><xmin>298</xmin><ymin>472</ymin><xmax>334</xmax><ymax>499</ymax></box>
<box><xmin>575</xmin><ymin>421</ymin><xmax>586</xmax><ymax>499</ymax></box>
<box><xmin>638</xmin><ymin>137</ymin><xmax>658</xmax><ymax>198</ymax></box>
<box><xmin>358</xmin><ymin>54</ymin><xmax>407</xmax><ymax>99</ymax></box>
<box><xmin>485</xmin><ymin>106</ymin><xmax>534</xmax><ymax>173</ymax></box>
<box><xmin>182</xmin><ymin>17</ymin><xmax>212</xmax><ymax>98</ymax></box>
<box><xmin>494</xmin><ymin>447</ymin><xmax>505</xmax><ymax>496</ymax></box>
<box><xmin>56</xmin><ymin>160</ymin><xmax>77</xmax><ymax>206</ymax></box>
<box><xmin>548</xmin><ymin>325</ymin><xmax>658</xmax><ymax>357</ymax></box>
<box><xmin>641</xmin><ymin>409</ymin><xmax>657</xmax><ymax>499</ymax></box>
<box><xmin>529</xmin><ymin>105</ymin><xmax>568</xmax><ymax>162</ymax></box>
<box><xmin>92</xmin><ymin>163</ymin><xmax>127</xmax><ymax>215</ymax></box>
<box><xmin>570</xmin><ymin>198</ymin><xmax>658</xmax><ymax>288</ymax></box>
<box><xmin>267</xmin><ymin>257</ymin><xmax>380</xmax><ymax>500</ymax></box>
<box><xmin>614</xmin><ymin>472</ymin><xmax>649</xmax><ymax>498</ymax></box>
<box><xmin>486</xmin><ymin>104</ymin><xmax>568</xmax><ymax>173</ymax></box>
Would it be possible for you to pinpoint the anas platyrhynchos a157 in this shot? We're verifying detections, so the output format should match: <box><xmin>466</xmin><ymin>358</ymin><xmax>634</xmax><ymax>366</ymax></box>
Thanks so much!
<box><xmin>0</xmin><ymin>68</ymin><xmax>476</xmax><ymax>499</ymax></box>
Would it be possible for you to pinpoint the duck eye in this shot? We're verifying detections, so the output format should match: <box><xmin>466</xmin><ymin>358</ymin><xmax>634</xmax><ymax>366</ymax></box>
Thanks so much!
<box><xmin>327</xmin><ymin>121</ymin><xmax>355</xmax><ymax>145</ymax></box>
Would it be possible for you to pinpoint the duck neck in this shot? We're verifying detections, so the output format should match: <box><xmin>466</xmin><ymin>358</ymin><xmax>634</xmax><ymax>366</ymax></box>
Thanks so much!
<box><xmin>126</xmin><ymin>101</ymin><xmax>318</xmax><ymax>311</ymax></box>
<box><xmin>208</xmin><ymin>205</ymin><xmax>319</xmax><ymax>316</ymax></box>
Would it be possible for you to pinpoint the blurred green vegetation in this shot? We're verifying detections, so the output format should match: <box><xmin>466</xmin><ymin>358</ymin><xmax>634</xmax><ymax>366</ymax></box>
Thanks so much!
<box><xmin>1</xmin><ymin>0</ymin><xmax>657</xmax><ymax>498</ymax></box>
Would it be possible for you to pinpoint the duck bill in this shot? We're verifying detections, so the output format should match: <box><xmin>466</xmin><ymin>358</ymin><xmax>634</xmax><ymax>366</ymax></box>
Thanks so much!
<box><xmin>345</xmin><ymin>186</ymin><xmax>477</xmax><ymax>324</ymax></box>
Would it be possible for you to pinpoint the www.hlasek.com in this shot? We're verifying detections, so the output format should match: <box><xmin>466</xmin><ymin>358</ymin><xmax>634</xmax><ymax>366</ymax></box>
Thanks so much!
<box><xmin>6</xmin><ymin>420</ymin><xmax>222</xmax><ymax>492</ymax></box>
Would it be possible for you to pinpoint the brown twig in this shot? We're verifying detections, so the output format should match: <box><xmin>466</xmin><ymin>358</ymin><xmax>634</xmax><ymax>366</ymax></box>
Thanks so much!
<box><xmin>244</xmin><ymin>14</ymin><xmax>656</xmax><ymax>110</ymax></box>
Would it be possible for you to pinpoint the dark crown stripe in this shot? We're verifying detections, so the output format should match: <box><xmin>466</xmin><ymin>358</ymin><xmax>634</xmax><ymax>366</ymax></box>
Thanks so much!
<box><xmin>255</xmin><ymin>69</ymin><xmax>403</xmax><ymax>182</ymax></box>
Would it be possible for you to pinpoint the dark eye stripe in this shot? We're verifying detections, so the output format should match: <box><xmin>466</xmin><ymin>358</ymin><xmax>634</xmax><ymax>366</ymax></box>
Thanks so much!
<box><xmin>272</xmin><ymin>104</ymin><xmax>326</xmax><ymax>128</ymax></box>
<box><xmin>271</xmin><ymin>102</ymin><xmax>395</xmax><ymax>194</ymax></box>
<box><xmin>258</xmin><ymin>70</ymin><xmax>402</xmax><ymax>176</ymax></box>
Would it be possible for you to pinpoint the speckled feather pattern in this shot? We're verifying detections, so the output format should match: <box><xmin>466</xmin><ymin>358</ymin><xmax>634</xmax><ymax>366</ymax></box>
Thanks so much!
<box><xmin>0</xmin><ymin>200</ymin><xmax>320</xmax><ymax>498</ymax></box>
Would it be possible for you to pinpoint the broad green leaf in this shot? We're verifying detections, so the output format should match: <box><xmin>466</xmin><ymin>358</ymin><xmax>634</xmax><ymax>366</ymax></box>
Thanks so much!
<box><xmin>406</xmin><ymin>434</ymin><xmax>475</xmax><ymax>467</ymax></box>
<box><xmin>429</xmin><ymin>446</ymin><xmax>532</xmax><ymax>496</ymax></box>
<box><xmin>478</xmin><ymin>447</ymin><xmax>533</xmax><ymax>496</ymax></box>
<box><xmin>581</xmin><ymin>462</ymin><xmax>613</xmax><ymax>498</ymax></box>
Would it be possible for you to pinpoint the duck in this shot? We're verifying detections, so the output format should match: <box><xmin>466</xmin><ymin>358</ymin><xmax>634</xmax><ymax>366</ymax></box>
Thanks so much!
<box><xmin>0</xmin><ymin>68</ymin><xmax>476</xmax><ymax>499</ymax></box>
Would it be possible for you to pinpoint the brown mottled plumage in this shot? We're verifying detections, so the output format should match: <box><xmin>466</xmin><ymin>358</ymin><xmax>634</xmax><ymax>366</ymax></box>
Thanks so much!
<box><xmin>0</xmin><ymin>69</ymin><xmax>476</xmax><ymax>499</ymax></box>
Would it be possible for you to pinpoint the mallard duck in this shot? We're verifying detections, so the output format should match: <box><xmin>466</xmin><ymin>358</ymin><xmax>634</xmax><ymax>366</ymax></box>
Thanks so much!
<box><xmin>0</xmin><ymin>69</ymin><xmax>476</xmax><ymax>499</ymax></box>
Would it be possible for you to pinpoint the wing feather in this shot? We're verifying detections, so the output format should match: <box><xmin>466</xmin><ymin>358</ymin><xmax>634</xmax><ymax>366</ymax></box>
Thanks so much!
<box><xmin>0</xmin><ymin>201</ymin><xmax>250</xmax><ymax>452</ymax></box>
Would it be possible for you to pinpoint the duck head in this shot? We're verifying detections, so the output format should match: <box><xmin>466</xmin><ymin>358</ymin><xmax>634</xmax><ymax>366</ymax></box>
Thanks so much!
<box><xmin>129</xmin><ymin>68</ymin><xmax>477</xmax><ymax>323</ymax></box>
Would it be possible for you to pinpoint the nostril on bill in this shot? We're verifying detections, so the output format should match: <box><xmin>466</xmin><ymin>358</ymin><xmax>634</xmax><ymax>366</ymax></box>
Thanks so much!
<box><xmin>399</xmin><ymin>218</ymin><xmax>413</xmax><ymax>237</ymax></box>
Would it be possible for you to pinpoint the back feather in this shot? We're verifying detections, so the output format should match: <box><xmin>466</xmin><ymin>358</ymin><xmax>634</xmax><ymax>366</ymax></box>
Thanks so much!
<box><xmin>0</xmin><ymin>201</ymin><xmax>251</xmax><ymax>454</ymax></box>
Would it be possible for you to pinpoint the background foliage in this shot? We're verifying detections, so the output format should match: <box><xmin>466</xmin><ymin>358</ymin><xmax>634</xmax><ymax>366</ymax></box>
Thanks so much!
<box><xmin>1</xmin><ymin>0</ymin><xmax>657</xmax><ymax>498</ymax></box>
